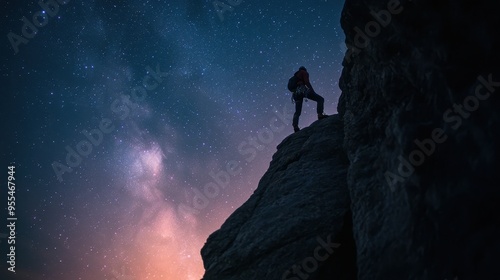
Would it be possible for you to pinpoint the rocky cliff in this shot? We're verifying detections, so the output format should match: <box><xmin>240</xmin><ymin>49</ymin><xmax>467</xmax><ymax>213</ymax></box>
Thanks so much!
<box><xmin>201</xmin><ymin>115</ymin><xmax>356</xmax><ymax>280</ymax></box>
<box><xmin>201</xmin><ymin>0</ymin><xmax>500</xmax><ymax>279</ymax></box>
<box><xmin>339</xmin><ymin>0</ymin><xmax>500</xmax><ymax>279</ymax></box>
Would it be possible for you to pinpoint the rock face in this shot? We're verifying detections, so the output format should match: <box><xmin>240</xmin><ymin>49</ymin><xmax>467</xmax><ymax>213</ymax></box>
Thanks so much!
<box><xmin>202</xmin><ymin>0</ymin><xmax>500</xmax><ymax>279</ymax></box>
<box><xmin>339</xmin><ymin>0</ymin><xmax>500</xmax><ymax>279</ymax></box>
<box><xmin>201</xmin><ymin>115</ymin><xmax>357</xmax><ymax>280</ymax></box>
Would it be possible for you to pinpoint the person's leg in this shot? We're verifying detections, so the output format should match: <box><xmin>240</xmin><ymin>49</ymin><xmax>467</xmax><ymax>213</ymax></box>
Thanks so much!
<box><xmin>306</xmin><ymin>90</ymin><xmax>324</xmax><ymax>115</ymax></box>
<box><xmin>292</xmin><ymin>98</ymin><xmax>303</xmax><ymax>131</ymax></box>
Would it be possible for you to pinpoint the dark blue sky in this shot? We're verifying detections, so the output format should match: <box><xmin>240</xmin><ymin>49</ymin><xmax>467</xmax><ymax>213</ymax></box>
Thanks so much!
<box><xmin>1</xmin><ymin>0</ymin><xmax>345</xmax><ymax>278</ymax></box>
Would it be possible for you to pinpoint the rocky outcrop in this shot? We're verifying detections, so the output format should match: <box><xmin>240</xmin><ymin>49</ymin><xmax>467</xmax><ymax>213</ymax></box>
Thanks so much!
<box><xmin>201</xmin><ymin>115</ymin><xmax>357</xmax><ymax>280</ymax></box>
<box><xmin>339</xmin><ymin>0</ymin><xmax>500</xmax><ymax>279</ymax></box>
<box><xmin>201</xmin><ymin>0</ymin><xmax>500</xmax><ymax>279</ymax></box>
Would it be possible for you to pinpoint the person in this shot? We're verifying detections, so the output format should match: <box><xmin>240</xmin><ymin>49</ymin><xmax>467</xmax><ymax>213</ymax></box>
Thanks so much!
<box><xmin>291</xmin><ymin>66</ymin><xmax>328</xmax><ymax>132</ymax></box>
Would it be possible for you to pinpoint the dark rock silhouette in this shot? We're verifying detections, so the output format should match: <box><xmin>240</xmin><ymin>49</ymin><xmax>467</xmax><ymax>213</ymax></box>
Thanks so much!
<box><xmin>339</xmin><ymin>0</ymin><xmax>500</xmax><ymax>279</ymax></box>
<box><xmin>202</xmin><ymin>116</ymin><xmax>356</xmax><ymax>280</ymax></box>
<box><xmin>201</xmin><ymin>0</ymin><xmax>500</xmax><ymax>279</ymax></box>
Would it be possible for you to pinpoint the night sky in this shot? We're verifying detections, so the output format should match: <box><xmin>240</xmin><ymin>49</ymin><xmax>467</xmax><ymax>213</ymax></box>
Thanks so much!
<box><xmin>1</xmin><ymin>0</ymin><xmax>345</xmax><ymax>279</ymax></box>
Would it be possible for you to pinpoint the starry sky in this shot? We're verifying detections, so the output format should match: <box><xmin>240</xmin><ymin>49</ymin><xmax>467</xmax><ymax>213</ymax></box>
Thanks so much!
<box><xmin>1</xmin><ymin>0</ymin><xmax>345</xmax><ymax>279</ymax></box>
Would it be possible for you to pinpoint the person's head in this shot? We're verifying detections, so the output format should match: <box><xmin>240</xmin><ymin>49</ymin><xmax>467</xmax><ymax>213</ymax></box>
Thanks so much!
<box><xmin>299</xmin><ymin>66</ymin><xmax>307</xmax><ymax>72</ymax></box>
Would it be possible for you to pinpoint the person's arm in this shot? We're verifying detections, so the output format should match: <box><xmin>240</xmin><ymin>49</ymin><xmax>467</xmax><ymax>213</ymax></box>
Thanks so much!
<box><xmin>302</xmin><ymin>71</ymin><xmax>314</xmax><ymax>91</ymax></box>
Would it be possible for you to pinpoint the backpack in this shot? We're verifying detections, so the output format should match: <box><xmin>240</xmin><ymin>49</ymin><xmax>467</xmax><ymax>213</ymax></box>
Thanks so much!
<box><xmin>287</xmin><ymin>71</ymin><xmax>300</xmax><ymax>92</ymax></box>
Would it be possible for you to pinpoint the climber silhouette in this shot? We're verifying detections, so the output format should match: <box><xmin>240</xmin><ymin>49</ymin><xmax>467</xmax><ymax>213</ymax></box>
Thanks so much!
<box><xmin>290</xmin><ymin>66</ymin><xmax>328</xmax><ymax>132</ymax></box>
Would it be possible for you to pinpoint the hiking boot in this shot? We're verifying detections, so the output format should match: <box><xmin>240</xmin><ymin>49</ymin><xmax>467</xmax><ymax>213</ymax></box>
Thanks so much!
<box><xmin>318</xmin><ymin>113</ymin><xmax>329</xmax><ymax>120</ymax></box>
<box><xmin>293</xmin><ymin>126</ymin><xmax>300</xmax><ymax>132</ymax></box>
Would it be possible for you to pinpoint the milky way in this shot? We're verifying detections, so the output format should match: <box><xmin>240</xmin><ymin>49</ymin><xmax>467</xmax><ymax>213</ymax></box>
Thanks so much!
<box><xmin>2</xmin><ymin>0</ymin><xmax>345</xmax><ymax>279</ymax></box>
